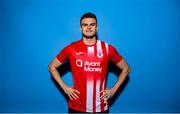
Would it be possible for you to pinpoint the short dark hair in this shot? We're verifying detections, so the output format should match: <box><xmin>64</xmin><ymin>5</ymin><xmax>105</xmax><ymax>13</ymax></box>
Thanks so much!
<box><xmin>80</xmin><ymin>12</ymin><xmax>97</xmax><ymax>25</ymax></box>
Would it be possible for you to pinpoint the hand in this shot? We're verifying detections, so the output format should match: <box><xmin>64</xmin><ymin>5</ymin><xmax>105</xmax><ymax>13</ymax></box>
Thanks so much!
<box><xmin>100</xmin><ymin>88</ymin><xmax>115</xmax><ymax>100</ymax></box>
<box><xmin>63</xmin><ymin>85</ymin><xmax>80</xmax><ymax>100</ymax></box>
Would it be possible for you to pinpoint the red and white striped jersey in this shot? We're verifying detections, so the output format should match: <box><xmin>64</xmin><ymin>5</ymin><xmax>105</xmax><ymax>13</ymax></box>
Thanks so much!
<box><xmin>56</xmin><ymin>39</ymin><xmax>122</xmax><ymax>112</ymax></box>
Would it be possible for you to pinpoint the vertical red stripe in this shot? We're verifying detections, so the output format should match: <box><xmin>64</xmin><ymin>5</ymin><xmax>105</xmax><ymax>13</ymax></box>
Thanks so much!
<box><xmin>100</xmin><ymin>80</ymin><xmax>104</xmax><ymax>112</ymax></box>
<box><xmin>93</xmin><ymin>76</ymin><xmax>96</xmax><ymax>112</ymax></box>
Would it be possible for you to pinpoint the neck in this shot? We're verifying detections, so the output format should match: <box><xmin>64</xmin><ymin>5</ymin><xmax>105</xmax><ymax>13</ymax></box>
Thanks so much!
<box><xmin>82</xmin><ymin>37</ymin><xmax>97</xmax><ymax>46</ymax></box>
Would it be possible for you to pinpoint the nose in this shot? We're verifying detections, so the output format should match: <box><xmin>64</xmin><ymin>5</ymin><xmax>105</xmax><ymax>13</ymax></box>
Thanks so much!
<box><xmin>87</xmin><ymin>25</ymin><xmax>91</xmax><ymax>29</ymax></box>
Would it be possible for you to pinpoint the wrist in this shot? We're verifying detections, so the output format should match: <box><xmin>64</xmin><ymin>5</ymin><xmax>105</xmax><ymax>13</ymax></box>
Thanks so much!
<box><xmin>111</xmin><ymin>87</ymin><xmax>117</xmax><ymax>94</ymax></box>
<box><xmin>112</xmin><ymin>83</ymin><xmax>120</xmax><ymax>93</ymax></box>
<box><xmin>61</xmin><ymin>83</ymin><xmax>68</xmax><ymax>91</ymax></box>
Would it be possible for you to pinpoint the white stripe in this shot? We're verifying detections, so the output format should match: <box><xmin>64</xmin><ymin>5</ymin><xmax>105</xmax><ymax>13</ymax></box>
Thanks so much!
<box><xmin>87</xmin><ymin>46</ymin><xmax>94</xmax><ymax>56</ymax></box>
<box><xmin>102</xmin><ymin>80</ymin><xmax>108</xmax><ymax>111</ymax></box>
<box><xmin>105</xmin><ymin>42</ymin><xmax>109</xmax><ymax>54</ymax></box>
<box><xmin>97</xmin><ymin>40</ymin><xmax>102</xmax><ymax>53</ymax></box>
<box><xmin>86</xmin><ymin>80</ymin><xmax>94</xmax><ymax>112</ymax></box>
<box><xmin>96</xmin><ymin>80</ymin><xmax>101</xmax><ymax>112</ymax></box>
<box><xmin>96</xmin><ymin>40</ymin><xmax>103</xmax><ymax>57</ymax></box>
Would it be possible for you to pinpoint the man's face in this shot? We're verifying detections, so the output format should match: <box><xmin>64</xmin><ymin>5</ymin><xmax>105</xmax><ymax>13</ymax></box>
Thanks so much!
<box><xmin>80</xmin><ymin>18</ymin><xmax>97</xmax><ymax>39</ymax></box>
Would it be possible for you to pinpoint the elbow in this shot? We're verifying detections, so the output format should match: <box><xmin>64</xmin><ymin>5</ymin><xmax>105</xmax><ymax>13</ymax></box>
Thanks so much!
<box><xmin>123</xmin><ymin>65</ymin><xmax>131</xmax><ymax>75</ymax></box>
<box><xmin>48</xmin><ymin>64</ymin><xmax>55</xmax><ymax>73</ymax></box>
<box><xmin>48</xmin><ymin>65</ymin><xmax>52</xmax><ymax>72</ymax></box>
<box><xmin>127</xmin><ymin>66</ymin><xmax>131</xmax><ymax>74</ymax></box>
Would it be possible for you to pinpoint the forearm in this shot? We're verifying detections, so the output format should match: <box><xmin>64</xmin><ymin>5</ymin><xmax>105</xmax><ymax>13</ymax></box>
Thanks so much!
<box><xmin>112</xmin><ymin>69</ymin><xmax>129</xmax><ymax>92</ymax></box>
<box><xmin>49</xmin><ymin>68</ymin><xmax>67</xmax><ymax>90</ymax></box>
<box><xmin>101</xmin><ymin>68</ymin><xmax>130</xmax><ymax>100</ymax></box>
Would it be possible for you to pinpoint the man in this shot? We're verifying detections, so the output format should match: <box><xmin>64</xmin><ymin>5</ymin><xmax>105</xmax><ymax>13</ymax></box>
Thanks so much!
<box><xmin>48</xmin><ymin>12</ymin><xmax>130</xmax><ymax>113</ymax></box>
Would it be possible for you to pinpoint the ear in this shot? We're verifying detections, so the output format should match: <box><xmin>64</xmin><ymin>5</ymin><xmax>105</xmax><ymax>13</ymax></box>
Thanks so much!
<box><xmin>96</xmin><ymin>27</ymin><xmax>98</xmax><ymax>31</ymax></box>
<box><xmin>80</xmin><ymin>27</ymin><xmax>82</xmax><ymax>32</ymax></box>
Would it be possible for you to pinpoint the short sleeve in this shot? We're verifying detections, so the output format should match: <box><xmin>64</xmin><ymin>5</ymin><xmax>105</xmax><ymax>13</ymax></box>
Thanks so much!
<box><xmin>56</xmin><ymin>45</ymin><xmax>70</xmax><ymax>63</ymax></box>
<box><xmin>109</xmin><ymin>45</ymin><xmax>123</xmax><ymax>64</ymax></box>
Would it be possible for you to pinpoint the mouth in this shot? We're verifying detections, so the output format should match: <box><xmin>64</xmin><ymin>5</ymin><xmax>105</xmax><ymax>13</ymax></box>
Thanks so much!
<box><xmin>86</xmin><ymin>31</ymin><xmax>93</xmax><ymax>33</ymax></box>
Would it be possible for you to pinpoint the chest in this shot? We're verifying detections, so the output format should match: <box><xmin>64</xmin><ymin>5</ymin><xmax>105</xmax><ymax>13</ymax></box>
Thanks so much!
<box><xmin>69</xmin><ymin>46</ymin><xmax>109</xmax><ymax>67</ymax></box>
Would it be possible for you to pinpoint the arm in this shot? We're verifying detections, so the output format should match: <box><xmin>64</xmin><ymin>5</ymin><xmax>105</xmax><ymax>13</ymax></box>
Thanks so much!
<box><xmin>48</xmin><ymin>58</ymin><xmax>80</xmax><ymax>100</ymax></box>
<box><xmin>100</xmin><ymin>59</ymin><xmax>130</xmax><ymax>99</ymax></box>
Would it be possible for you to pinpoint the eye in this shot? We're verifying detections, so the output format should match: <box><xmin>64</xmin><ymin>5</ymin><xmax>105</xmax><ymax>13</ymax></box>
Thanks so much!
<box><xmin>81</xmin><ymin>23</ymin><xmax>96</xmax><ymax>27</ymax></box>
<box><xmin>90</xmin><ymin>23</ymin><xmax>96</xmax><ymax>26</ymax></box>
<box><xmin>82</xmin><ymin>24</ymin><xmax>88</xmax><ymax>27</ymax></box>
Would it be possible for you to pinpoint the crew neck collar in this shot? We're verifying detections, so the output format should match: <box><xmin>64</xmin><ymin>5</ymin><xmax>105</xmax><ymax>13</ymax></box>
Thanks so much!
<box><xmin>81</xmin><ymin>39</ymin><xmax>97</xmax><ymax>46</ymax></box>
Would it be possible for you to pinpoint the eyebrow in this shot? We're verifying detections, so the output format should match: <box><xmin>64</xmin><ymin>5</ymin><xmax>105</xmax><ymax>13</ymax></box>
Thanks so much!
<box><xmin>81</xmin><ymin>23</ymin><xmax>96</xmax><ymax>25</ymax></box>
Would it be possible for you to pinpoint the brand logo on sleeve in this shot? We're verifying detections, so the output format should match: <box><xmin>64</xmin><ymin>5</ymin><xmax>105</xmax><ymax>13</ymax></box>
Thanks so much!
<box><xmin>76</xmin><ymin>52</ymin><xmax>83</xmax><ymax>55</ymax></box>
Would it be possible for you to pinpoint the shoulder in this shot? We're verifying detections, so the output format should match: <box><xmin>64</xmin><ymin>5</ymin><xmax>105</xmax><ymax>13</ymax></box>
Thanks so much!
<box><xmin>98</xmin><ymin>40</ymin><xmax>115</xmax><ymax>49</ymax></box>
<box><xmin>62</xmin><ymin>40</ymin><xmax>81</xmax><ymax>49</ymax></box>
<box><xmin>97</xmin><ymin>40</ymin><xmax>109</xmax><ymax>46</ymax></box>
<box><xmin>70</xmin><ymin>40</ymin><xmax>82</xmax><ymax>47</ymax></box>
<box><xmin>70</xmin><ymin>40</ymin><xmax>81</xmax><ymax>46</ymax></box>
<box><xmin>70</xmin><ymin>40</ymin><xmax>86</xmax><ymax>51</ymax></box>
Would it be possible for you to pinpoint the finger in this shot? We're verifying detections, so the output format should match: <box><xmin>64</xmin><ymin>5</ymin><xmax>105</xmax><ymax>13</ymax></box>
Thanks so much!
<box><xmin>73</xmin><ymin>89</ymin><xmax>80</xmax><ymax>94</ymax></box>
<box><xmin>102</xmin><ymin>94</ymin><xmax>110</xmax><ymax>100</ymax></box>
<box><xmin>100</xmin><ymin>94</ymin><xmax>106</xmax><ymax>99</ymax></box>
<box><xmin>102</xmin><ymin>94</ymin><xmax>107</xmax><ymax>100</ymax></box>
<box><xmin>71</xmin><ymin>92</ymin><xmax>79</xmax><ymax>99</ymax></box>
<box><xmin>70</xmin><ymin>94</ymin><xmax>77</xmax><ymax>100</ymax></box>
<box><xmin>99</xmin><ymin>90</ymin><xmax>105</xmax><ymax>94</ymax></box>
<box><xmin>68</xmin><ymin>94</ymin><xmax>73</xmax><ymax>100</ymax></box>
<box><xmin>104</xmin><ymin>95</ymin><xmax>110</xmax><ymax>100</ymax></box>
<box><xmin>68</xmin><ymin>90</ymin><xmax>76</xmax><ymax>99</ymax></box>
<box><xmin>100</xmin><ymin>90</ymin><xmax>107</xmax><ymax>99</ymax></box>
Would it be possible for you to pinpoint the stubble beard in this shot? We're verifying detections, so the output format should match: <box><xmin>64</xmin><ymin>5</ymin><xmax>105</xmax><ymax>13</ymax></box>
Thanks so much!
<box><xmin>83</xmin><ymin>32</ymin><xmax>97</xmax><ymax>39</ymax></box>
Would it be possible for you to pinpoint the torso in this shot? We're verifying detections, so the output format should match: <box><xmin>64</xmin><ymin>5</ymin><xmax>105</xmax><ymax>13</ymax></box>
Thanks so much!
<box><xmin>67</xmin><ymin>39</ymin><xmax>109</xmax><ymax>112</ymax></box>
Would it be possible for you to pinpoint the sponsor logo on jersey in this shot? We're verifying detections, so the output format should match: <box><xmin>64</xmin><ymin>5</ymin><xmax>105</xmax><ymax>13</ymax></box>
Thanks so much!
<box><xmin>76</xmin><ymin>59</ymin><xmax>83</xmax><ymax>67</ymax></box>
<box><xmin>76</xmin><ymin>60</ymin><xmax>102</xmax><ymax>72</ymax></box>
